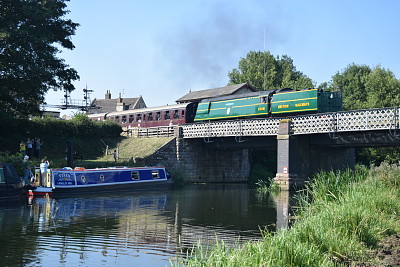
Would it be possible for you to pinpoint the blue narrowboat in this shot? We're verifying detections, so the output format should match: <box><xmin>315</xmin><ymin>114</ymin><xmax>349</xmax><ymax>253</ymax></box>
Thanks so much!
<box><xmin>32</xmin><ymin>166</ymin><xmax>172</xmax><ymax>195</ymax></box>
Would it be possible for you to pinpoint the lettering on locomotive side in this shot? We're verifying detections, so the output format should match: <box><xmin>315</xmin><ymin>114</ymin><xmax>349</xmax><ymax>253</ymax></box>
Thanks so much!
<box><xmin>295</xmin><ymin>102</ymin><xmax>310</xmax><ymax>107</ymax></box>
<box><xmin>278</xmin><ymin>104</ymin><xmax>289</xmax><ymax>109</ymax></box>
<box><xmin>258</xmin><ymin>107</ymin><xmax>266</xmax><ymax>111</ymax></box>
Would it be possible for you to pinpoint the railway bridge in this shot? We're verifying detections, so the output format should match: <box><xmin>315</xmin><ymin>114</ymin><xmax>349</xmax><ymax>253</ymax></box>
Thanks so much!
<box><xmin>144</xmin><ymin>107</ymin><xmax>400</xmax><ymax>190</ymax></box>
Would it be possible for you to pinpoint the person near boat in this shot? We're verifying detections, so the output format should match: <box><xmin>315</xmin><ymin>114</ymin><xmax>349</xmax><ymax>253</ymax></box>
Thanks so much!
<box><xmin>40</xmin><ymin>159</ymin><xmax>50</xmax><ymax>186</ymax></box>
<box><xmin>22</xmin><ymin>155</ymin><xmax>32</xmax><ymax>183</ymax></box>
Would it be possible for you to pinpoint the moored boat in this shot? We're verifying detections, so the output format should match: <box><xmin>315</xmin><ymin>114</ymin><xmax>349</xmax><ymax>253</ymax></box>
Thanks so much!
<box><xmin>31</xmin><ymin>166</ymin><xmax>172</xmax><ymax>196</ymax></box>
<box><xmin>0</xmin><ymin>163</ymin><xmax>27</xmax><ymax>200</ymax></box>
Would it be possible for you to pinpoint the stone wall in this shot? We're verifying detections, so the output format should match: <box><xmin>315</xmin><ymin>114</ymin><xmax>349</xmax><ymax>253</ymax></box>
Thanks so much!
<box><xmin>143</xmin><ymin>138</ymin><xmax>250</xmax><ymax>183</ymax></box>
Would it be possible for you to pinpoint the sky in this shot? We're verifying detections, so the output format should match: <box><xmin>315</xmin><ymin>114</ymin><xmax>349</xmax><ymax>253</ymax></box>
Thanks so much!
<box><xmin>45</xmin><ymin>0</ymin><xmax>400</xmax><ymax>114</ymax></box>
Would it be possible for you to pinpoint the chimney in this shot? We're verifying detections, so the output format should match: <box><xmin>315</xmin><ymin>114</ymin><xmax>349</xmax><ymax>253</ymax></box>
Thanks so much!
<box><xmin>116</xmin><ymin>93</ymin><xmax>125</xmax><ymax>111</ymax></box>
<box><xmin>105</xmin><ymin>90</ymin><xmax>111</xmax><ymax>99</ymax></box>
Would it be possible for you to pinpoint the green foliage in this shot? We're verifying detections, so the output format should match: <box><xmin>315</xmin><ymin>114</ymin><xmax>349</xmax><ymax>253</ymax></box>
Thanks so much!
<box><xmin>330</xmin><ymin>64</ymin><xmax>400</xmax><ymax>110</ymax></box>
<box><xmin>27</xmin><ymin>116</ymin><xmax>122</xmax><ymax>138</ymax></box>
<box><xmin>0</xmin><ymin>116</ymin><xmax>122</xmax><ymax>154</ymax></box>
<box><xmin>0</xmin><ymin>0</ymin><xmax>79</xmax><ymax>118</ymax></box>
<box><xmin>177</xmin><ymin>165</ymin><xmax>400</xmax><ymax>266</ymax></box>
<box><xmin>0</xmin><ymin>152</ymin><xmax>26</xmax><ymax>176</ymax></box>
<box><xmin>168</xmin><ymin>166</ymin><xmax>187</xmax><ymax>187</ymax></box>
<box><xmin>228</xmin><ymin>51</ymin><xmax>314</xmax><ymax>90</ymax></box>
<box><xmin>255</xmin><ymin>178</ymin><xmax>281</xmax><ymax>194</ymax></box>
<box><xmin>357</xmin><ymin>147</ymin><xmax>400</xmax><ymax>166</ymax></box>
<box><xmin>368</xmin><ymin>161</ymin><xmax>400</xmax><ymax>189</ymax></box>
<box><xmin>330</xmin><ymin>64</ymin><xmax>400</xmax><ymax>164</ymax></box>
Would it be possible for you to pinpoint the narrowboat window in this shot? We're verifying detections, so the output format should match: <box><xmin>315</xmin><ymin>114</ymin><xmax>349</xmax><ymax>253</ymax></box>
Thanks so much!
<box><xmin>156</xmin><ymin>112</ymin><xmax>161</xmax><ymax>120</ymax></box>
<box><xmin>0</xmin><ymin>167</ymin><xmax>4</xmax><ymax>183</ymax></box>
<box><xmin>165</xmin><ymin>111</ymin><xmax>170</xmax><ymax>120</ymax></box>
<box><xmin>131</xmin><ymin>171</ymin><xmax>140</xmax><ymax>180</ymax></box>
<box><xmin>173</xmin><ymin>110</ymin><xmax>179</xmax><ymax>119</ymax></box>
<box><xmin>115</xmin><ymin>116</ymin><xmax>120</xmax><ymax>122</ymax></box>
<box><xmin>148</xmin><ymin>112</ymin><xmax>153</xmax><ymax>121</ymax></box>
<box><xmin>136</xmin><ymin>114</ymin><xmax>142</xmax><ymax>121</ymax></box>
<box><xmin>181</xmin><ymin>110</ymin><xmax>185</xmax><ymax>117</ymax></box>
<box><xmin>260</xmin><ymin>96</ymin><xmax>266</xmax><ymax>103</ymax></box>
<box><xmin>129</xmin><ymin>115</ymin><xmax>134</xmax><ymax>123</ymax></box>
<box><xmin>100</xmin><ymin>174</ymin><xmax>105</xmax><ymax>181</ymax></box>
<box><xmin>143</xmin><ymin>114</ymin><xmax>146</xmax><ymax>121</ymax></box>
<box><xmin>122</xmin><ymin>115</ymin><xmax>127</xmax><ymax>123</ymax></box>
<box><xmin>81</xmin><ymin>176</ymin><xmax>86</xmax><ymax>183</ymax></box>
<box><xmin>152</xmin><ymin>170</ymin><xmax>160</xmax><ymax>179</ymax></box>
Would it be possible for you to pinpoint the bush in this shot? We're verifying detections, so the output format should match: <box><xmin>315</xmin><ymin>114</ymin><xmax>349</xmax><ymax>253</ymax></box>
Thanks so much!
<box><xmin>1</xmin><ymin>115</ymin><xmax>121</xmax><ymax>144</ymax></box>
<box><xmin>177</xmin><ymin>164</ymin><xmax>400</xmax><ymax>266</ymax></box>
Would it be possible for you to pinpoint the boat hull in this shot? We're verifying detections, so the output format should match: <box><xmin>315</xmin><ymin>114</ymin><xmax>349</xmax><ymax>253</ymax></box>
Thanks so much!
<box><xmin>0</xmin><ymin>163</ymin><xmax>26</xmax><ymax>201</ymax></box>
<box><xmin>0</xmin><ymin>183</ymin><xmax>25</xmax><ymax>200</ymax></box>
<box><xmin>53</xmin><ymin>179</ymin><xmax>172</xmax><ymax>195</ymax></box>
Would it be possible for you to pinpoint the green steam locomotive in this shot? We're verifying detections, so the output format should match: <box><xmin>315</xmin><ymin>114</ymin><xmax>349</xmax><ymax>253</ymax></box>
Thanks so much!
<box><xmin>194</xmin><ymin>88</ymin><xmax>342</xmax><ymax>122</ymax></box>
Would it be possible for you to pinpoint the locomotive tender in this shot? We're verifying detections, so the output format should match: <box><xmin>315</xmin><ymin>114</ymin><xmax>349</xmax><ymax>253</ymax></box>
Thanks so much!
<box><xmin>88</xmin><ymin>88</ymin><xmax>342</xmax><ymax>127</ymax></box>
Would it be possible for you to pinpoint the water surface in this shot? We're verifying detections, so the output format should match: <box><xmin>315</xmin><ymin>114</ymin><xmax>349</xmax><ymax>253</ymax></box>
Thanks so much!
<box><xmin>0</xmin><ymin>184</ymin><xmax>292</xmax><ymax>266</ymax></box>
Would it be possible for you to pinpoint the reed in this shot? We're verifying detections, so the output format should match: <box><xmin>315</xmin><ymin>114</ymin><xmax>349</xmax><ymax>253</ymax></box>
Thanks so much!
<box><xmin>256</xmin><ymin>178</ymin><xmax>281</xmax><ymax>194</ymax></box>
<box><xmin>174</xmin><ymin>164</ymin><xmax>400</xmax><ymax>266</ymax></box>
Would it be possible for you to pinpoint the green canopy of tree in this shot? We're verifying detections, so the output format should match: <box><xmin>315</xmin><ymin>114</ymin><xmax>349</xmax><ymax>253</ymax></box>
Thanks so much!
<box><xmin>0</xmin><ymin>0</ymin><xmax>79</xmax><ymax>118</ymax></box>
<box><xmin>228</xmin><ymin>51</ymin><xmax>314</xmax><ymax>90</ymax></box>
<box><xmin>330</xmin><ymin>64</ymin><xmax>400</xmax><ymax>110</ymax></box>
<box><xmin>329</xmin><ymin>63</ymin><xmax>400</xmax><ymax>166</ymax></box>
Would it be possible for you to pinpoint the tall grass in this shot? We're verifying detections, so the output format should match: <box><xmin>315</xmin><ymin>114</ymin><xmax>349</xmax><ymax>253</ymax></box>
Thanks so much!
<box><xmin>175</xmin><ymin>164</ymin><xmax>400</xmax><ymax>266</ymax></box>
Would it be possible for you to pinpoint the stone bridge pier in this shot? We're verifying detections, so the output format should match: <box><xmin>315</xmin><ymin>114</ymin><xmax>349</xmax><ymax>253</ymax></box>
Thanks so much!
<box><xmin>274</xmin><ymin>120</ymin><xmax>355</xmax><ymax>190</ymax></box>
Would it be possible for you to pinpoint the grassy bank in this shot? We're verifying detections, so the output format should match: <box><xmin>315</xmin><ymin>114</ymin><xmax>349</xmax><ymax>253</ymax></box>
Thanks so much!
<box><xmin>1</xmin><ymin>136</ymin><xmax>174</xmax><ymax>174</ymax></box>
<box><xmin>96</xmin><ymin>136</ymin><xmax>173</xmax><ymax>162</ymax></box>
<box><xmin>176</xmin><ymin>163</ymin><xmax>400</xmax><ymax>266</ymax></box>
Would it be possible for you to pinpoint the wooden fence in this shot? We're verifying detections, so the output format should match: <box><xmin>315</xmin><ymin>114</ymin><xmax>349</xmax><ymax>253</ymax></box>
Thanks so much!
<box><xmin>125</xmin><ymin>126</ymin><xmax>176</xmax><ymax>138</ymax></box>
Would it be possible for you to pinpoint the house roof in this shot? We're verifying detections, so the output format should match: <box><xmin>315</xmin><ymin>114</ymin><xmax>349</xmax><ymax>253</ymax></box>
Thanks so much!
<box><xmin>90</xmin><ymin>97</ymin><xmax>140</xmax><ymax>113</ymax></box>
<box><xmin>175</xmin><ymin>83</ymin><xmax>256</xmax><ymax>103</ymax></box>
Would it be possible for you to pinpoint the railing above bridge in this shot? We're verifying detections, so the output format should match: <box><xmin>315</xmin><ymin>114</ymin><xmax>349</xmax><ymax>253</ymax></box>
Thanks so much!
<box><xmin>182</xmin><ymin>107</ymin><xmax>400</xmax><ymax>138</ymax></box>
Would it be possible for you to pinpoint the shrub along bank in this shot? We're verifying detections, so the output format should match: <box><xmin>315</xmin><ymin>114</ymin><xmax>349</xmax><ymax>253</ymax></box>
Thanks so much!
<box><xmin>0</xmin><ymin>115</ymin><xmax>122</xmax><ymax>154</ymax></box>
<box><xmin>177</xmin><ymin>163</ymin><xmax>400</xmax><ymax>266</ymax></box>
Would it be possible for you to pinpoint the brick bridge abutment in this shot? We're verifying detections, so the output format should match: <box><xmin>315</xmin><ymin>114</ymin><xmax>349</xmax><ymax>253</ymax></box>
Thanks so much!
<box><xmin>143</xmin><ymin>122</ymin><xmax>356</xmax><ymax>189</ymax></box>
<box><xmin>143</xmin><ymin>137</ymin><xmax>250</xmax><ymax>183</ymax></box>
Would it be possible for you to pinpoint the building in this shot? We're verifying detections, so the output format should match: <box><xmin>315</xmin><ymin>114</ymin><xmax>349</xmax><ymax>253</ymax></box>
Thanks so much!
<box><xmin>88</xmin><ymin>90</ymin><xmax>147</xmax><ymax>114</ymax></box>
<box><xmin>175</xmin><ymin>83</ymin><xmax>256</xmax><ymax>104</ymax></box>
<box><xmin>40</xmin><ymin>111</ymin><xmax>61</xmax><ymax>118</ymax></box>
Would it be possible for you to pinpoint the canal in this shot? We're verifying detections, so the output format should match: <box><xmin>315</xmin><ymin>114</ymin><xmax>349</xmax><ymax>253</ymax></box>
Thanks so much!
<box><xmin>0</xmin><ymin>184</ymin><xmax>294</xmax><ymax>266</ymax></box>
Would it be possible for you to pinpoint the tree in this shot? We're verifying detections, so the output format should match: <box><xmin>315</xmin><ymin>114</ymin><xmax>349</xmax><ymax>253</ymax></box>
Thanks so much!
<box><xmin>330</xmin><ymin>64</ymin><xmax>400</xmax><ymax>166</ymax></box>
<box><xmin>228</xmin><ymin>51</ymin><xmax>314</xmax><ymax>90</ymax></box>
<box><xmin>0</xmin><ymin>0</ymin><xmax>79</xmax><ymax>118</ymax></box>
<box><xmin>330</xmin><ymin>64</ymin><xmax>400</xmax><ymax>110</ymax></box>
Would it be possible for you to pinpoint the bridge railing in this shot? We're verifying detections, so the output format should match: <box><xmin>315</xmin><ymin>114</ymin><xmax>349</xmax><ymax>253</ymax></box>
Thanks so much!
<box><xmin>182</xmin><ymin>118</ymin><xmax>281</xmax><ymax>138</ymax></box>
<box><xmin>291</xmin><ymin>107</ymin><xmax>400</xmax><ymax>135</ymax></box>
<box><xmin>182</xmin><ymin>107</ymin><xmax>400</xmax><ymax>138</ymax></box>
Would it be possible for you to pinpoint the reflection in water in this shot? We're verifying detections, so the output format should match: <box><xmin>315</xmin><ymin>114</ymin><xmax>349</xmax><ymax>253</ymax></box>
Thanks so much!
<box><xmin>0</xmin><ymin>184</ymin><xmax>293</xmax><ymax>266</ymax></box>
